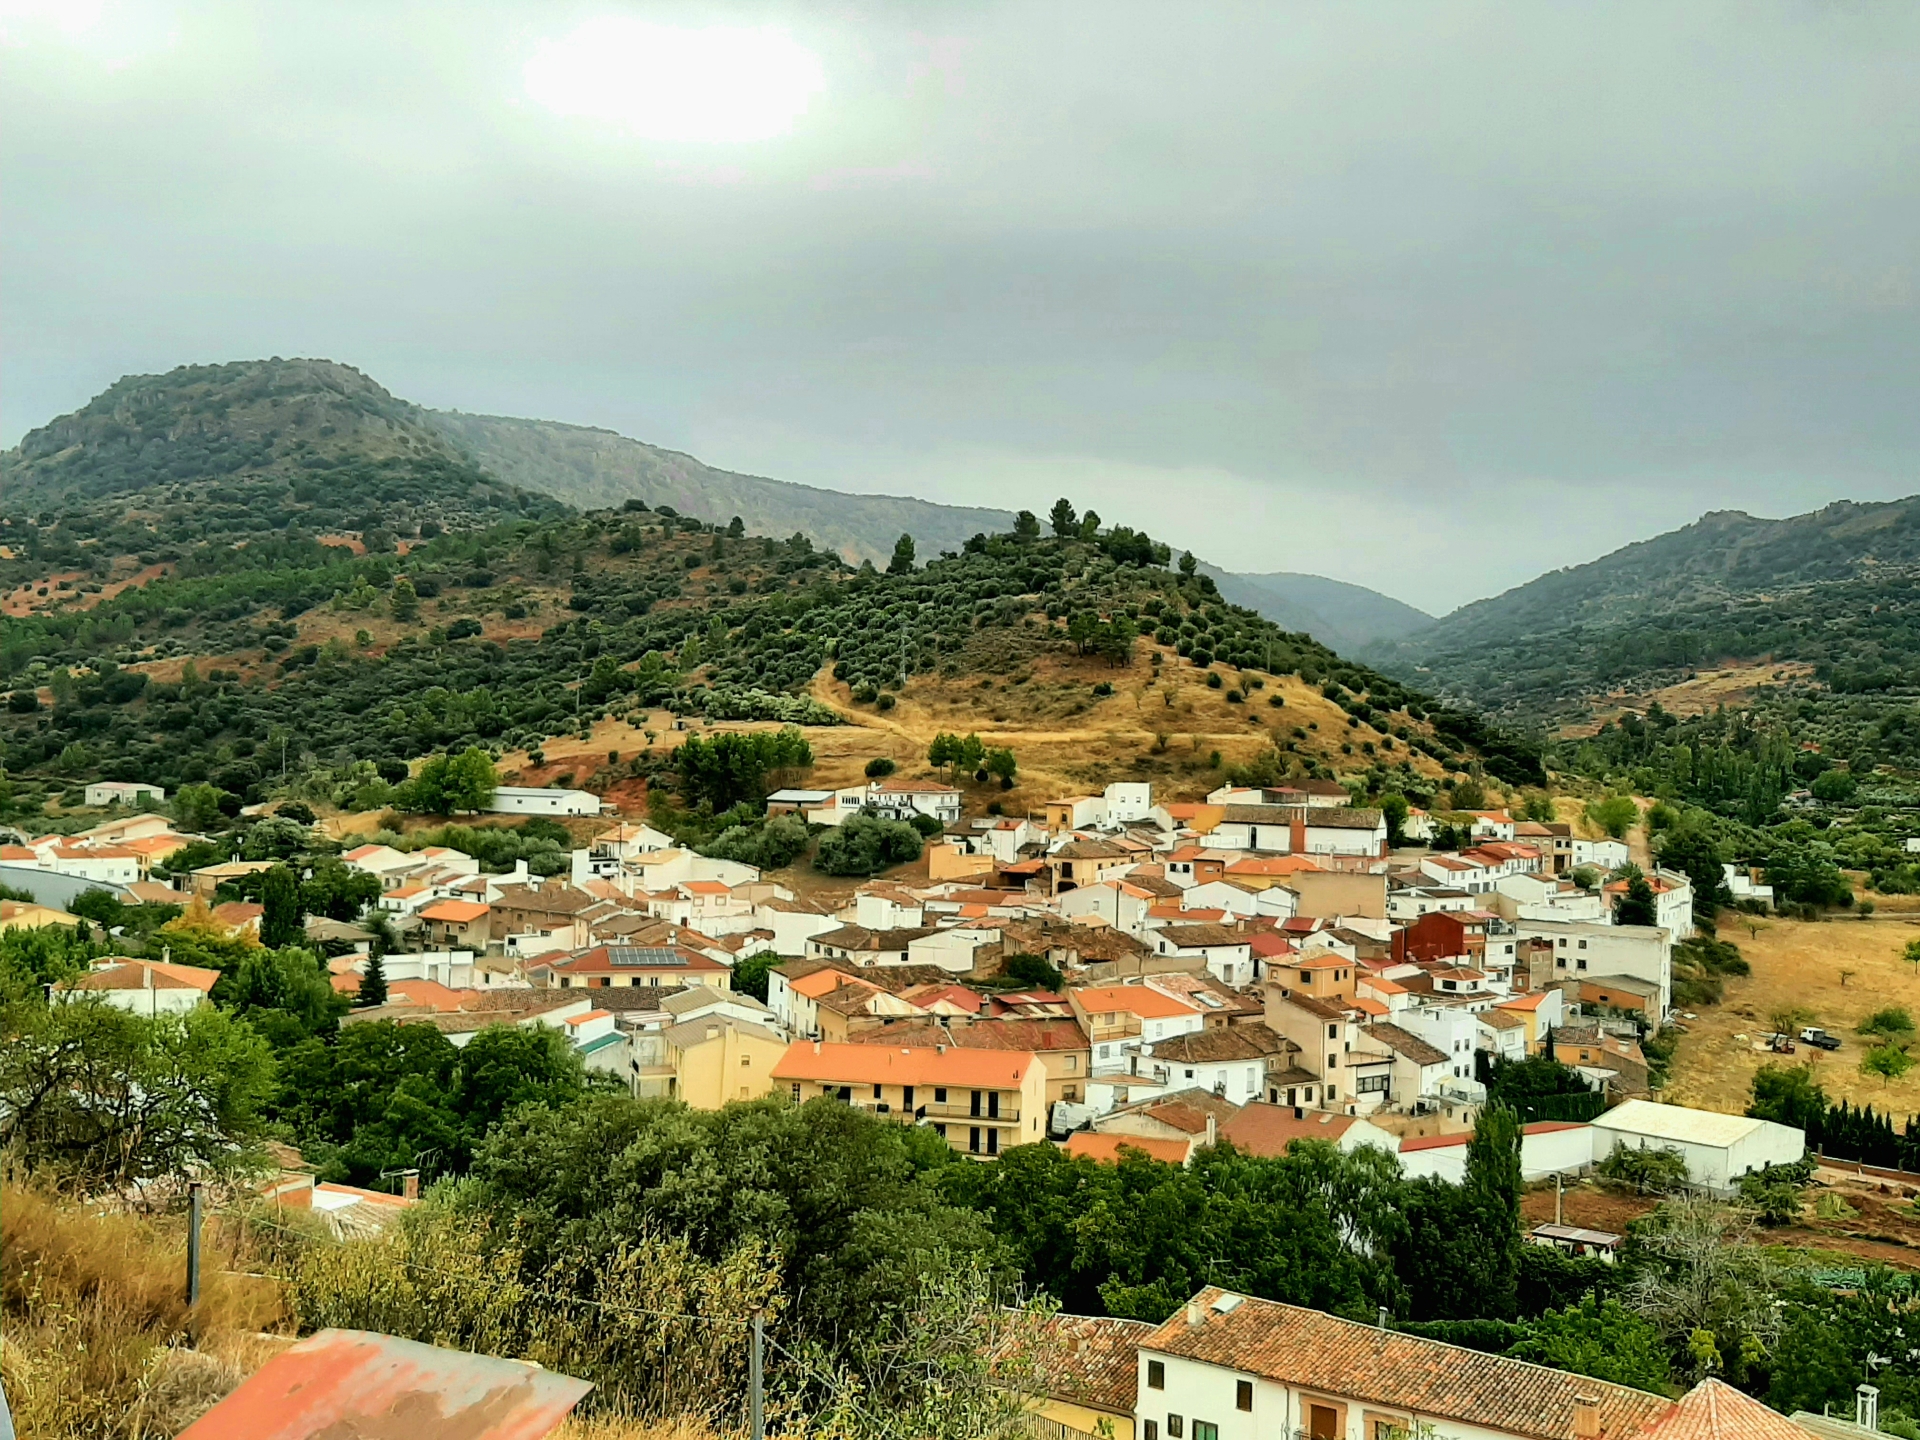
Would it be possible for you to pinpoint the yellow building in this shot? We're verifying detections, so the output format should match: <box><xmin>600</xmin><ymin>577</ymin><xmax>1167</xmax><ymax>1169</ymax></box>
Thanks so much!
<box><xmin>661</xmin><ymin>1017</ymin><xmax>789</xmax><ymax>1109</ymax></box>
<box><xmin>0</xmin><ymin>900</ymin><xmax>80</xmax><ymax>932</ymax></box>
<box><xmin>772</xmin><ymin>1040</ymin><xmax>1049</xmax><ymax>1157</ymax></box>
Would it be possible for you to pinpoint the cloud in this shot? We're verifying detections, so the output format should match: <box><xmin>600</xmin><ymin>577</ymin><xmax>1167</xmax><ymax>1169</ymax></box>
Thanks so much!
<box><xmin>521</xmin><ymin>19</ymin><xmax>825</xmax><ymax>144</ymax></box>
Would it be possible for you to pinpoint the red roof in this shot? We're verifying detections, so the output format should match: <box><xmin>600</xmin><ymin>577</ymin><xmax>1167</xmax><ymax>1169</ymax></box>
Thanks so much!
<box><xmin>175</xmin><ymin>1327</ymin><xmax>591</xmax><ymax>1440</ymax></box>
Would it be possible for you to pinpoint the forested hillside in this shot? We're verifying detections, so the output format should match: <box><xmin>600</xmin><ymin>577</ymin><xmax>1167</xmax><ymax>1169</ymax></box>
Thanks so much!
<box><xmin>0</xmin><ymin>361</ymin><xmax>1539</xmax><ymax>815</ymax></box>
<box><xmin>1374</xmin><ymin>497</ymin><xmax>1920</xmax><ymax>725</ymax></box>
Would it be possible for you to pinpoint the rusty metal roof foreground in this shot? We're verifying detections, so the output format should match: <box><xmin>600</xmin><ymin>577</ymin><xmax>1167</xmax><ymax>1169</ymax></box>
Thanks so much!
<box><xmin>176</xmin><ymin>1328</ymin><xmax>592</xmax><ymax>1440</ymax></box>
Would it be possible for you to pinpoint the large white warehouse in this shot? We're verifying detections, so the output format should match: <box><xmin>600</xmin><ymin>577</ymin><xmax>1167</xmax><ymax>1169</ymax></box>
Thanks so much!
<box><xmin>1591</xmin><ymin>1099</ymin><xmax>1804</xmax><ymax>1194</ymax></box>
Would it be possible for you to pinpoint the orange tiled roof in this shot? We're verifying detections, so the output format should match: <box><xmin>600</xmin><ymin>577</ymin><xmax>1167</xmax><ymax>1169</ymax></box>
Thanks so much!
<box><xmin>1065</xmin><ymin>1132</ymin><xmax>1192</xmax><ymax>1165</ymax></box>
<box><xmin>1631</xmin><ymin>1378</ymin><xmax>1807</xmax><ymax>1439</ymax></box>
<box><xmin>1070</xmin><ymin>984</ymin><xmax>1200</xmax><ymax>1020</ymax></box>
<box><xmin>419</xmin><ymin>899</ymin><xmax>489</xmax><ymax>923</ymax></box>
<box><xmin>772</xmin><ymin>1041</ymin><xmax>1038</xmax><ymax>1089</ymax></box>
<box><xmin>1144</xmin><ymin>1289</ymin><xmax>1669</xmax><ymax>1439</ymax></box>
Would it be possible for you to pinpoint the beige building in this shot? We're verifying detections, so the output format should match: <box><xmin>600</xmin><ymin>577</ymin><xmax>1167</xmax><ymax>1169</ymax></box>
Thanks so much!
<box><xmin>661</xmin><ymin>1016</ymin><xmax>788</xmax><ymax>1108</ymax></box>
<box><xmin>849</xmin><ymin>1018</ymin><xmax>1093</xmax><ymax>1106</ymax></box>
<box><xmin>1285</xmin><ymin>869</ymin><xmax>1388</xmax><ymax>920</ymax></box>
<box><xmin>771</xmin><ymin>1041</ymin><xmax>1049</xmax><ymax>1157</ymax></box>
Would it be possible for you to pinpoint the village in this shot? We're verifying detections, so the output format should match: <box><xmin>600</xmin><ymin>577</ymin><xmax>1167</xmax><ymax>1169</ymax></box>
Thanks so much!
<box><xmin>18</xmin><ymin>769</ymin><xmax>1858</xmax><ymax>1440</ymax></box>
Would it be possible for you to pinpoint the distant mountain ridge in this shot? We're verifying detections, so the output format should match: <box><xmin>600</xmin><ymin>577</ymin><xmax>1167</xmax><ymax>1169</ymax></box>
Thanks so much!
<box><xmin>1209</xmin><ymin>568</ymin><xmax>1432</xmax><ymax>655</ymax></box>
<box><xmin>424</xmin><ymin>409</ymin><xmax>1015</xmax><ymax>565</ymax></box>
<box><xmin>1374</xmin><ymin>495</ymin><xmax>1920</xmax><ymax>718</ymax></box>
<box><xmin>1</xmin><ymin>357</ymin><xmax>1425</xmax><ymax>638</ymax></box>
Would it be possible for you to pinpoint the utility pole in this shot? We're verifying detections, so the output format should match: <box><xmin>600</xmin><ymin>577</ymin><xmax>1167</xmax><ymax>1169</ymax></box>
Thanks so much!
<box><xmin>749</xmin><ymin>1310</ymin><xmax>765</xmax><ymax>1440</ymax></box>
<box><xmin>186</xmin><ymin>1181</ymin><xmax>205</xmax><ymax>1320</ymax></box>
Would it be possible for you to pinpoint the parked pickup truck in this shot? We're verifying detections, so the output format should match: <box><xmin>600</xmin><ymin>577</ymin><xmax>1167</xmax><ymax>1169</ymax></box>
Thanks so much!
<box><xmin>1799</xmin><ymin>1027</ymin><xmax>1843</xmax><ymax>1051</ymax></box>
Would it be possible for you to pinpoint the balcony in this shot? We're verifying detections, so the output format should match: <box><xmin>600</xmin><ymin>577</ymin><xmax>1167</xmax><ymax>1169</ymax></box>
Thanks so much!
<box><xmin>917</xmin><ymin>1099</ymin><xmax>1022</xmax><ymax>1124</ymax></box>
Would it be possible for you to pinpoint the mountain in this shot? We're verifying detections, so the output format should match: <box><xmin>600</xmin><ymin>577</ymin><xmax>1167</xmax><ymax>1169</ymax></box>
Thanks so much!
<box><xmin>1208</xmin><ymin>568</ymin><xmax>1432</xmax><ymax>653</ymax></box>
<box><xmin>424</xmin><ymin>411</ymin><xmax>1012</xmax><ymax>566</ymax></box>
<box><xmin>0</xmin><ymin>359</ymin><xmax>561</xmax><ymax>537</ymax></box>
<box><xmin>1375</xmin><ymin>496</ymin><xmax>1920</xmax><ymax>720</ymax></box>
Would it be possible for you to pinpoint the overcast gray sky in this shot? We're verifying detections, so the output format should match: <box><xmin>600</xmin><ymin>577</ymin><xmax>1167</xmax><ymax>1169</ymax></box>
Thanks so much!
<box><xmin>5</xmin><ymin>1</ymin><xmax>1918</xmax><ymax>612</ymax></box>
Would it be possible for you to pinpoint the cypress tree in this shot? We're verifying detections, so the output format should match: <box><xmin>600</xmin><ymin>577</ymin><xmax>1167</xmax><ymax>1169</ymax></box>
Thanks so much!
<box><xmin>357</xmin><ymin>952</ymin><xmax>387</xmax><ymax>1008</ymax></box>
<box><xmin>1463</xmin><ymin>1104</ymin><xmax>1524</xmax><ymax>1320</ymax></box>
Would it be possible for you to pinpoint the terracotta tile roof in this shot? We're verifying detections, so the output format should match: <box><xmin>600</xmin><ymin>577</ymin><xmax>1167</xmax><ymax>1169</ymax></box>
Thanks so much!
<box><xmin>1130</xmin><ymin>1088</ymin><xmax>1242</xmax><ymax>1134</ymax></box>
<box><xmin>1367</xmin><ymin>1022</ymin><xmax>1448</xmax><ymax>1067</ymax></box>
<box><xmin>1632</xmin><ymin>1378</ymin><xmax>1807</xmax><ymax>1439</ymax></box>
<box><xmin>419</xmin><ymin>899</ymin><xmax>489</xmax><ymax>923</ymax></box>
<box><xmin>1052</xmin><ymin>838</ymin><xmax>1130</xmax><ymax>860</ymax></box>
<box><xmin>848</xmin><ymin>1018</ymin><xmax>1089</xmax><ymax>1053</ymax></box>
<box><xmin>1018</xmin><ymin>1313</ymin><xmax>1155</xmax><ymax>1415</ymax></box>
<box><xmin>1219</xmin><ymin>1103</ymin><xmax>1366</xmax><ymax>1156</ymax></box>
<box><xmin>1146</xmin><ymin>1022</ymin><xmax>1290</xmax><ymax>1064</ymax></box>
<box><xmin>62</xmin><ymin>958</ymin><xmax>221</xmax><ymax>993</ymax></box>
<box><xmin>1399</xmin><ymin>1120</ymin><xmax>1588</xmax><ymax>1153</ymax></box>
<box><xmin>772</xmin><ymin>1041</ymin><xmax>1039</xmax><ymax>1089</ymax></box>
<box><xmin>1143</xmin><ymin>1289</ymin><xmax>1669</xmax><ymax>1439</ymax></box>
<box><xmin>1070</xmin><ymin>984</ymin><xmax>1201</xmax><ymax>1020</ymax></box>
<box><xmin>1064</xmin><ymin>1132</ymin><xmax>1192</xmax><ymax>1165</ymax></box>
<box><xmin>811</xmin><ymin>924</ymin><xmax>937</xmax><ymax>951</ymax></box>
<box><xmin>1156</xmin><ymin>922</ymin><xmax>1248</xmax><ymax>948</ymax></box>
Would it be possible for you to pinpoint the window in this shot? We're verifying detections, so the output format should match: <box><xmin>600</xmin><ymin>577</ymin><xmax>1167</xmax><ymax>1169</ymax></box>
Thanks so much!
<box><xmin>789</xmin><ymin>1084</ymin><xmax>801</xmax><ymax>1101</ymax></box>
<box><xmin>934</xmin><ymin>1087</ymin><xmax>948</xmax><ymax>1103</ymax></box>
<box><xmin>1357</xmin><ymin>1073</ymin><xmax>1389</xmax><ymax>1094</ymax></box>
<box><xmin>1236</xmin><ymin>1379</ymin><xmax>1253</xmax><ymax>1411</ymax></box>
<box><xmin>741</xmin><ymin>1055</ymin><xmax>751</xmax><ymax>1066</ymax></box>
<box><xmin>1167</xmin><ymin>1417</ymin><xmax>1183</xmax><ymax>1439</ymax></box>
<box><xmin>873</xmin><ymin>1084</ymin><xmax>883</xmax><ymax>1099</ymax></box>
<box><xmin>1194</xmin><ymin>1424</ymin><xmax>1219</xmax><ymax>1440</ymax></box>
<box><xmin>1147</xmin><ymin>1360</ymin><xmax>1164</xmax><ymax>1390</ymax></box>
<box><xmin>1327</xmin><ymin>1023</ymin><xmax>1338</xmax><ymax>1038</ymax></box>
<box><xmin>1144</xmin><ymin>1425</ymin><xmax>1159</xmax><ymax>1440</ymax></box>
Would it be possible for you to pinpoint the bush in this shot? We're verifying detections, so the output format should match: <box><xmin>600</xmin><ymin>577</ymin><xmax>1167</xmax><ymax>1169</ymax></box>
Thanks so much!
<box><xmin>865</xmin><ymin>757</ymin><xmax>896</xmax><ymax>778</ymax></box>
<box><xmin>700</xmin><ymin>814</ymin><xmax>812</xmax><ymax>870</ymax></box>
<box><xmin>815</xmin><ymin>814</ymin><xmax>923</xmax><ymax>876</ymax></box>
<box><xmin>1205</xmin><ymin>672</ymin><xmax>1223</xmax><ymax>689</ymax></box>
<box><xmin>909</xmin><ymin>812</ymin><xmax>945</xmax><ymax>838</ymax></box>
<box><xmin>1597</xmin><ymin>1144</ymin><xmax>1690</xmax><ymax>1193</ymax></box>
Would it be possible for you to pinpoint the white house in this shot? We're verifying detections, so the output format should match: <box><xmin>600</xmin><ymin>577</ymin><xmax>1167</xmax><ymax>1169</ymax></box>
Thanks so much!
<box><xmin>1398</xmin><ymin>1120</ymin><xmax>1598</xmax><ymax>1184</ymax></box>
<box><xmin>1418</xmin><ymin>854</ymin><xmax>1501</xmax><ymax>895</ymax></box>
<box><xmin>1571</xmin><ymin>837</ymin><xmax>1631</xmax><ymax>871</ymax></box>
<box><xmin>1133</xmin><ymin>1289</ymin><xmax>1675</xmax><ymax>1440</ymax></box>
<box><xmin>1150</xmin><ymin>923</ymin><xmax>1256</xmax><ymax>987</ymax></box>
<box><xmin>488</xmin><ymin>786</ymin><xmax>604</xmax><ymax>817</ymax></box>
<box><xmin>1517</xmin><ymin>918</ymin><xmax>1673</xmax><ymax>1016</ymax></box>
<box><xmin>85</xmin><ymin>780</ymin><xmax>167</xmax><ymax>808</ymax></box>
<box><xmin>754</xmin><ymin>896</ymin><xmax>841</xmax><ymax>956</ymax></box>
<box><xmin>1723</xmin><ymin>864</ymin><xmax>1774</xmax><ymax>905</ymax></box>
<box><xmin>1104</xmin><ymin>782</ymin><xmax>1154</xmax><ymax>825</ymax></box>
<box><xmin>53</xmin><ymin>957</ymin><xmax>218</xmax><ymax>1015</ymax></box>
<box><xmin>1591</xmin><ymin>1099</ymin><xmax>1804</xmax><ymax>1194</ymax></box>
<box><xmin>1129</xmin><ymin>1026</ymin><xmax>1280</xmax><ymax>1106</ymax></box>
<box><xmin>812</xmin><ymin>779</ymin><xmax>963</xmax><ymax>827</ymax></box>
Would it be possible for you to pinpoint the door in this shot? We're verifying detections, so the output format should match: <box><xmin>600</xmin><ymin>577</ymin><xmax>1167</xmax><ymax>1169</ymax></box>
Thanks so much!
<box><xmin>987</xmin><ymin>1091</ymin><xmax>1000</xmax><ymax>1119</ymax></box>
<box><xmin>1309</xmin><ymin>1403</ymin><xmax>1338</xmax><ymax>1439</ymax></box>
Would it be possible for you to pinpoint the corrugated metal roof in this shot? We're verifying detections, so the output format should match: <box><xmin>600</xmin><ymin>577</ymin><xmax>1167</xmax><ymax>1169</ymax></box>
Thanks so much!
<box><xmin>176</xmin><ymin>1328</ymin><xmax>591</xmax><ymax>1440</ymax></box>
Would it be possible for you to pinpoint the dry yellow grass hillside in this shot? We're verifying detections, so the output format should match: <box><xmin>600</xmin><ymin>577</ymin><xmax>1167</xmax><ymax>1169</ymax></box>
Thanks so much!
<box><xmin>1665</xmin><ymin>917</ymin><xmax>1920</xmax><ymax>1115</ymax></box>
<box><xmin>461</xmin><ymin>640</ymin><xmax>1455</xmax><ymax>825</ymax></box>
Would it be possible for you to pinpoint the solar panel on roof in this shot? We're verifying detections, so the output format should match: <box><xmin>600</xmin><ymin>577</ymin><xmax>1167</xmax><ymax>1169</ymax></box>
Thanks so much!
<box><xmin>609</xmin><ymin>947</ymin><xmax>687</xmax><ymax>967</ymax></box>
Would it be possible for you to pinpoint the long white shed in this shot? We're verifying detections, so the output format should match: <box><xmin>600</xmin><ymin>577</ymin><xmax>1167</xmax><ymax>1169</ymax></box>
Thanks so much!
<box><xmin>1590</xmin><ymin>1099</ymin><xmax>1804</xmax><ymax>1194</ymax></box>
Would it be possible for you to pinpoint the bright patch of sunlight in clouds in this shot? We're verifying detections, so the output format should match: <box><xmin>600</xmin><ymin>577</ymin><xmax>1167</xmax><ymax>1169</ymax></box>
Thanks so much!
<box><xmin>523</xmin><ymin>19</ymin><xmax>825</xmax><ymax>143</ymax></box>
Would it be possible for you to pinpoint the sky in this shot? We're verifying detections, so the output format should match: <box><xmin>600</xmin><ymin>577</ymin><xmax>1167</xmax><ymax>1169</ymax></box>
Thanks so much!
<box><xmin>4</xmin><ymin>1</ymin><xmax>1919</xmax><ymax>614</ymax></box>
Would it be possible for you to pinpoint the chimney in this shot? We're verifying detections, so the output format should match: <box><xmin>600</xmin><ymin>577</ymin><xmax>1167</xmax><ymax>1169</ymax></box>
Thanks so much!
<box><xmin>1185</xmin><ymin>1298</ymin><xmax>1204</xmax><ymax>1328</ymax></box>
<box><xmin>1857</xmin><ymin>1384</ymin><xmax>1880</xmax><ymax>1433</ymax></box>
<box><xmin>1376</xmin><ymin>1306</ymin><xmax>1389</xmax><ymax>1329</ymax></box>
<box><xmin>400</xmin><ymin>1168</ymin><xmax>420</xmax><ymax>1201</ymax></box>
<box><xmin>812</xmin><ymin>1040</ymin><xmax>821</xmax><ymax>1054</ymax></box>
<box><xmin>1572</xmin><ymin>1396</ymin><xmax>1601</xmax><ymax>1440</ymax></box>
<box><xmin>1204</xmin><ymin>1115</ymin><xmax>1217</xmax><ymax>1148</ymax></box>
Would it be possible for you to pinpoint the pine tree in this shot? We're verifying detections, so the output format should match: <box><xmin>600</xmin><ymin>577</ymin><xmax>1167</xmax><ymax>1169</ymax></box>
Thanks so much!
<box><xmin>357</xmin><ymin>952</ymin><xmax>387</xmax><ymax>1007</ymax></box>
